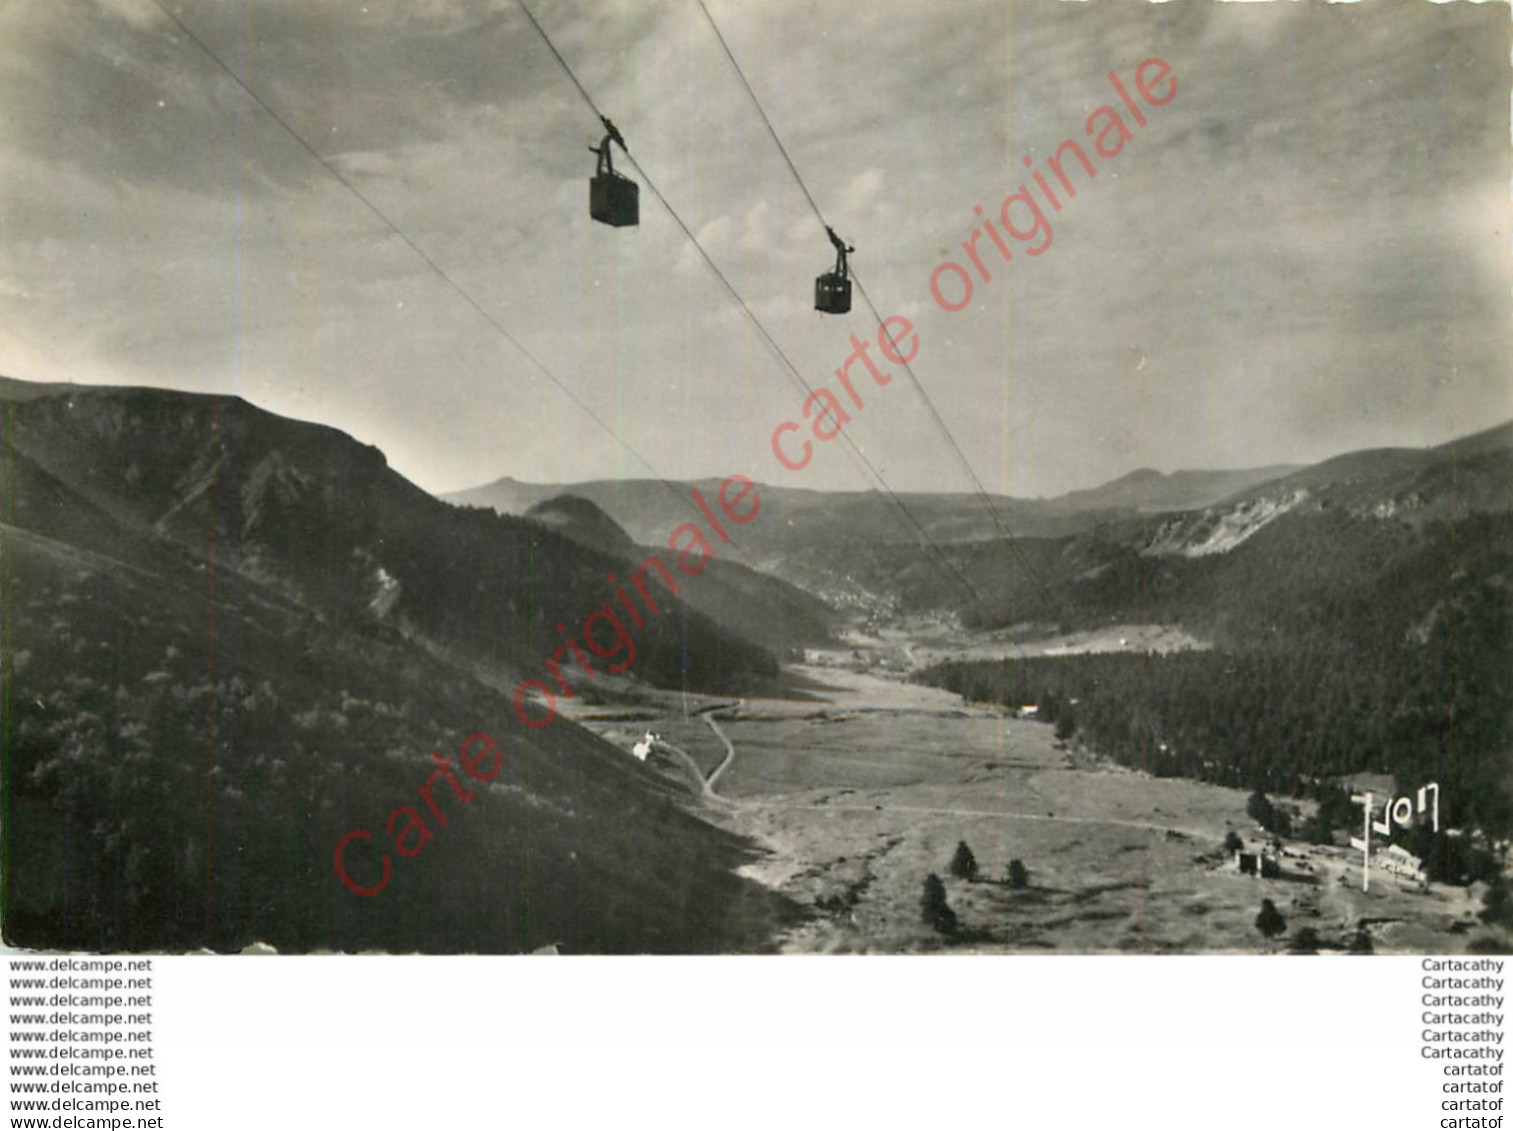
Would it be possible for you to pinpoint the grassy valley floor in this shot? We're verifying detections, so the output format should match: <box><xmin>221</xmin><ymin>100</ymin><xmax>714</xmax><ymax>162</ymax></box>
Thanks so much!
<box><xmin>572</xmin><ymin>665</ymin><xmax>1490</xmax><ymax>954</ymax></box>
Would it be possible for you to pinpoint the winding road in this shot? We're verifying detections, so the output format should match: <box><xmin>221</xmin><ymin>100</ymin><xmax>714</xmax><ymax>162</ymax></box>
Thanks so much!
<box><xmin>697</xmin><ymin>701</ymin><xmax>740</xmax><ymax>793</ymax></box>
<box><xmin>650</xmin><ymin>700</ymin><xmax>741</xmax><ymax>805</ymax></box>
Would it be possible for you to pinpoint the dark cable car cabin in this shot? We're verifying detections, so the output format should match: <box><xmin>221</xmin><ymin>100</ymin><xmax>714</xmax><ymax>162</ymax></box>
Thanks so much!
<box><xmin>589</xmin><ymin>115</ymin><xmax>638</xmax><ymax>228</ymax></box>
<box><xmin>815</xmin><ymin>225</ymin><xmax>853</xmax><ymax>314</ymax></box>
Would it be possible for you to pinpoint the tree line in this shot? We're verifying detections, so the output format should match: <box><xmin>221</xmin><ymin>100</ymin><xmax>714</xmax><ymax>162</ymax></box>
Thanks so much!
<box><xmin>918</xmin><ymin>566</ymin><xmax>1513</xmax><ymax>858</ymax></box>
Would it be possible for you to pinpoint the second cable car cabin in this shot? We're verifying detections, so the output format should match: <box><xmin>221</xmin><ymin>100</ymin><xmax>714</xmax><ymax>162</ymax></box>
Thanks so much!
<box><xmin>815</xmin><ymin>226</ymin><xmax>853</xmax><ymax>314</ymax></box>
<box><xmin>589</xmin><ymin>116</ymin><xmax>638</xmax><ymax>228</ymax></box>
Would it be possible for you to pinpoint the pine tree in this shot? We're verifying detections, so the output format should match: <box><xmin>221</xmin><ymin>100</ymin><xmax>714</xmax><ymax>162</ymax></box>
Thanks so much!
<box><xmin>921</xmin><ymin>874</ymin><xmax>957</xmax><ymax>934</ymax></box>
<box><xmin>1305</xmin><ymin>807</ymin><xmax>1334</xmax><ymax>846</ymax></box>
<box><xmin>949</xmin><ymin>840</ymin><xmax>979</xmax><ymax>882</ymax></box>
<box><xmin>1006</xmin><ymin>859</ymin><xmax>1030</xmax><ymax>890</ymax></box>
<box><xmin>1255</xmin><ymin>898</ymin><xmax>1286</xmax><ymax>939</ymax></box>
<box><xmin>1480</xmin><ymin>873</ymin><xmax>1513</xmax><ymax>928</ymax></box>
<box><xmin>1272</xmin><ymin>806</ymin><xmax>1293</xmax><ymax>837</ymax></box>
<box><xmin>1247</xmin><ymin>789</ymin><xmax>1275</xmax><ymax>830</ymax></box>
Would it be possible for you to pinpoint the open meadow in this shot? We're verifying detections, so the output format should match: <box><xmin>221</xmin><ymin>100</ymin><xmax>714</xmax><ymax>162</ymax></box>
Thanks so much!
<box><xmin>575</xmin><ymin>665</ymin><xmax>1489</xmax><ymax>954</ymax></box>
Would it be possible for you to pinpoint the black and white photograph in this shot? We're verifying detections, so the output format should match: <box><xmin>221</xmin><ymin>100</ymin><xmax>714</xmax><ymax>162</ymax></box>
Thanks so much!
<box><xmin>2</xmin><ymin>0</ymin><xmax>1510</xmax><ymax>967</ymax></box>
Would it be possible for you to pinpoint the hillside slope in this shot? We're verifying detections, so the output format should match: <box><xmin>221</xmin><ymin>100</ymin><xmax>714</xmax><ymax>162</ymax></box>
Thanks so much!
<box><xmin>917</xmin><ymin>422</ymin><xmax>1513</xmax><ymax>849</ymax></box>
<box><xmin>0</xmin><ymin>378</ymin><xmax>802</xmax><ymax>952</ymax></box>
<box><xmin>2</xmin><ymin>382</ymin><xmax>779</xmax><ymax>698</ymax></box>
<box><xmin>525</xmin><ymin>494</ymin><xmax>641</xmax><ymax>559</ymax></box>
<box><xmin>523</xmin><ymin>493</ymin><xmax>837</xmax><ymax>656</ymax></box>
<box><xmin>810</xmin><ymin>419</ymin><xmax>1513</xmax><ymax>637</ymax></box>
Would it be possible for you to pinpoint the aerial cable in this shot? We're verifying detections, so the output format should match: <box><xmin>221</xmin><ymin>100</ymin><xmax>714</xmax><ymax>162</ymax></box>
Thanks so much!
<box><xmin>695</xmin><ymin>1</ymin><xmax>1021</xmax><ymax>547</ymax></box>
<box><xmin>511</xmin><ymin>0</ymin><xmax>610</xmax><ymax>122</ymax></box>
<box><xmin>512</xmin><ymin>0</ymin><xmax>995</xmax><ymax>621</ymax></box>
<box><xmin>626</xmin><ymin>146</ymin><xmax>994</xmax><ymax>619</ymax></box>
<box><xmin>512</xmin><ymin>0</ymin><xmax>999</xmax><ymax>622</ymax></box>
<box><xmin>693</xmin><ymin>0</ymin><xmax>1072</xmax><ymax>624</ymax></box>
<box><xmin>694</xmin><ymin>0</ymin><xmax>825</xmax><ymax>229</ymax></box>
<box><xmin>851</xmin><ymin>269</ymin><xmax>1068</xmax><ymax>617</ymax></box>
<box><xmin>140</xmin><ymin>0</ymin><xmax>729</xmax><ymax>540</ymax></box>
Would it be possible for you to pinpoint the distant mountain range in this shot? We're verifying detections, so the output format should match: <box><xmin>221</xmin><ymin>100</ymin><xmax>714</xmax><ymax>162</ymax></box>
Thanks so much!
<box><xmin>449</xmin><ymin>424</ymin><xmax>1512</xmax><ymax>543</ymax></box>
<box><xmin>850</xmin><ymin>416</ymin><xmax>1513</xmax><ymax>635</ymax></box>
<box><xmin>445</xmin><ymin>461</ymin><xmax>1303</xmax><ymax>553</ymax></box>
<box><xmin>443</xmin><ymin>462</ymin><xmax>1306</xmax><ymax>611</ymax></box>
<box><xmin>1048</xmin><ymin>465</ymin><xmax>1302</xmax><ymax>514</ymax></box>
<box><xmin>447</xmin><ymin>421</ymin><xmax>1511</xmax><ymax>628</ymax></box>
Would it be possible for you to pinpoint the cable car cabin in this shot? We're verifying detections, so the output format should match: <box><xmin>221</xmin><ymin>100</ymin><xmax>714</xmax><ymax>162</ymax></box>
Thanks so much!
<box><xmin>815</xmin><ymin>271</ymin><xmax>851</xmax><ymax>314</ymax></box>
<box><xmin>816</xmin><ymin>225</ymin><xmax>854</xmax><ymax>314</ymax></box>
<box><xmin>588</xmin><ymin>116</ymin><xmax>637</xmax><ymax>228</ymax></box>
<box><xmin>590</xmin><ymin>172</ymin><xmax>639</xmax><ymax>227</ymax></box>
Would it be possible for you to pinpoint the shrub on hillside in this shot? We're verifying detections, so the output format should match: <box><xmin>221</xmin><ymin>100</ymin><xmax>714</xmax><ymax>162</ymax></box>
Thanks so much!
<box><xmin>1480</xmin><ymin>875</ymin><xmax>1513</xmax><ymax>928</ymax></box>
<box><xmin>1289</xmin><ymin>927</ymin><xmax>1321</xmax><ymax>954</ymax></box>
<box><xmin>1006</xmin><ymin>859</ymin><xmax>1030</xmax><ymax>890</ymax></box>
<box><xmin>1255</xmin><ymin>898</ymin><xmax>1286</xmax><ymax>939</ymax></box>
<box><xmin>921</xmin><ymin>874</ymin><xmax>957</xmax><ymax>935</ymax></box>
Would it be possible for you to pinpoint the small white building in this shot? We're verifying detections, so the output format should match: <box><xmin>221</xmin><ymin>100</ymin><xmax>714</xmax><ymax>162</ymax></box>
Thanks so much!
<box><xmin>1377</xmin><ymin>843</ymin><xmax>1427</xmax><ymax>883</ymax></box>
<box><xmin>631</xmin><ymin>731</ymin><xmax>660</xmax><ymax>762</ymax></box>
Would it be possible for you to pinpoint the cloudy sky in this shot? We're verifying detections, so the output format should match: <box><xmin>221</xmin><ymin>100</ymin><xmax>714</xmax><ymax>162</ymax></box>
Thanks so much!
<box><xmin>2</xmin><ymin>0</ymin><xmax>1509</xmax><ymax>498</ymax></box>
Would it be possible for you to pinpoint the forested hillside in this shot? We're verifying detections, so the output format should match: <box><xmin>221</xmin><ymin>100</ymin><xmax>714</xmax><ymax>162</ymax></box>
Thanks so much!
<box><xmin>921</xmin><ymin>517</ymin><xmax>1513</xmax><ymax>857</ymax></box>
<box><xmin>2</xmin><ymin>383</ymin><xmax>779</xmax><ymax>697</ymax></box>
<box><xmin>0</xmin><ymin>380</ymin><xmax>803</xmax><ymax>952</ymax></box>
<box><xmin>919</xmin><ymin>429</ymin><xmax>1513</xmax><ymax>873</ymax></box>
<box><xmin>521</xmin><ymin>493</ymin><xmax>838</xmax><ymax>657</ymax></box>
